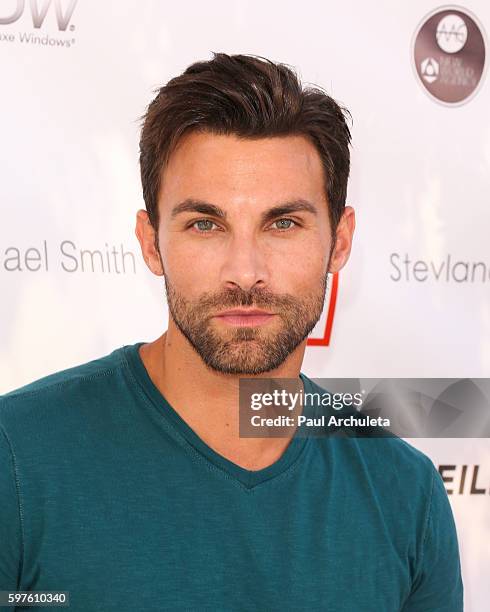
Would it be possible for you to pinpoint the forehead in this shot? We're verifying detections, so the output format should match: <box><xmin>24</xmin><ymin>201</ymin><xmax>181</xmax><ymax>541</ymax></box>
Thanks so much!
<box><xmin>158</xmin><ymin>131</ymin><xmax>326</xmax><ymax>210</ymax></box>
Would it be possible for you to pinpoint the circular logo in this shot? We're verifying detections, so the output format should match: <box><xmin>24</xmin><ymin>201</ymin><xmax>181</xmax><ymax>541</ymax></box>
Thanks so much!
<box><xmin>436</xmin><ymin>14</ymin><xmax>468</xmax><ymax>53</ymax></box>
<box><xmin>412</xmin><ymin>5</ymin><xmax>487</xmax><ymax>105</ymax></box>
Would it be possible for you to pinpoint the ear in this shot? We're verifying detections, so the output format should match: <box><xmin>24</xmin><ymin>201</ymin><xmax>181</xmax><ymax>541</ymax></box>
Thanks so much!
<box><xmin>135</xmin><ymin>209</ymin><xmax>164</xmax><ymax>276</ymax></box>
<box><xmin>328</xmin><ymin>206</ymin><xmax>356</xmax><ymax>274</ymax></box>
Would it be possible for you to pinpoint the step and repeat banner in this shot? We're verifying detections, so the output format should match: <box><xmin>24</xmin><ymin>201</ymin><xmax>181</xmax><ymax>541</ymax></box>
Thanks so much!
<box><xmin>0</xmin><ymin>0</ymin><xmax>488</xmax><ymax>608</ymax></box>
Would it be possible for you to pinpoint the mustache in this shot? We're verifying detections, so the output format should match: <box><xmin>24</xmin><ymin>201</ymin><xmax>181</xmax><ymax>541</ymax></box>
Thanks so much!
<box><xmin>192</xmin><ymin>286</ymin><xmax>322</xmax><ymax>311</ymax></box>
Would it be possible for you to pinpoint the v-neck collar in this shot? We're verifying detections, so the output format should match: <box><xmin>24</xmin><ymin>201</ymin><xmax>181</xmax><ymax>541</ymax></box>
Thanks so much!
<box><xmin>122</xmin><ymin>341</ymin><xmax>318</xmax><ymax>490</ymax></box>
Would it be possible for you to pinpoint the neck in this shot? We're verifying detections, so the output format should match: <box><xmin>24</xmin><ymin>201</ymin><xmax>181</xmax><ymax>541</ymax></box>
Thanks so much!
<box><xmin>138</xmin><ymin>320</ymin><xmax>307</xmax><ymax>470</ymax></box>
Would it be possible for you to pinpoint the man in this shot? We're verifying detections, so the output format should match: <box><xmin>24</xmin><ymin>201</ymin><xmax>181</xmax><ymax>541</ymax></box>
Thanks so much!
<box><xmin>0</xmin><ymin>53</ymin><xmax>463</xmax><ymax>611</ymax></box>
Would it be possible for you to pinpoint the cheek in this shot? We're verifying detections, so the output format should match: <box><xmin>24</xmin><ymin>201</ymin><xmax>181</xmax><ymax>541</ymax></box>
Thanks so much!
<box><xmin>265</xmin><ymin>237</ymin><xmax>329</xmax><ymax>292</ymax></box>
<box><xmin>160</xmin><ymin>233</ymin><xmax>221</xmax><ymax>292</ymax></box>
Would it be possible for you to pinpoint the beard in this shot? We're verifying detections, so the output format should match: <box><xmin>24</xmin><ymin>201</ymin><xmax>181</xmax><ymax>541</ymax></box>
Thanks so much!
<box><xmin>163</xmin><ymin>271</ymin><xmax>330</xmax><ymax>375</ymax></box>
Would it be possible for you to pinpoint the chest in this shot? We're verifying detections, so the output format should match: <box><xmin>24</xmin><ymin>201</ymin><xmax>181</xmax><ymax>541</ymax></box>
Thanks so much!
<box><xmin>20</xmin><ymin>466</ymin><xmax>412</xmax><ymax>611</ymax></box>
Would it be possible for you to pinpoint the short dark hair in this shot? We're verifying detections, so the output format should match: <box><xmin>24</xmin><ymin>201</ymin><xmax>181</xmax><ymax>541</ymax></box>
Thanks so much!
<box><xmin>138</xmin><ymin>52</ymin><xmax>352</xmax><ymax>236</ymax></box>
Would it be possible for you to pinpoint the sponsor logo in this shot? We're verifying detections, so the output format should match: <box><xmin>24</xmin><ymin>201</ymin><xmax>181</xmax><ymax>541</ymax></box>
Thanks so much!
<box><xmin>412</xmin><ymin>5</ymin><xmax>487</xmax><ymax>105</ymax></box>
<box><xmin>0</xmin><ymin>240</ymin><xmax>137</xmax><ymax>274</ymax></box>
<box><xmin>0</xmin><ymin>0</ymin><xmax>78</xmax><ymax>48</ymax></box>
<box><xmin>307</xmin><ymin>272</ymin><xmax>338</xmax><ymax>347</ymax></box>
<box><xmin>389</xmin><ymin>253</ymin><xmax>490</xmax><ymax>283</ymax></box>
<box><xmin>439</xmin><ymin>464</ymin><xmax>490</xmax><ymax>495</ymax></box>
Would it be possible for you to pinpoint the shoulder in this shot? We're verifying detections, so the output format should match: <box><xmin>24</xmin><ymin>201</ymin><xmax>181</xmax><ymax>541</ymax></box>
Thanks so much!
<box><xmin>0</xmin><ymin>345</ymin><xmax>128</xmax><ymax>436</ymax></box>
<box><xmin>301</xmin><ymin>373</ymin><xmax>437</xmax><ymax>487</ymax></box>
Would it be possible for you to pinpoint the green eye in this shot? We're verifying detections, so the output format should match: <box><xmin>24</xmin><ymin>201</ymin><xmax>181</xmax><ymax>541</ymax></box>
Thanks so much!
<box><xmin>273</xmin><ymin>218</ymin><xmax>295</xmax><ymax>230</ymax></box>
<box><xmin>193</xmin><ymin>219</ymin><xmax>216</xmax><ymax>232</ymax></box>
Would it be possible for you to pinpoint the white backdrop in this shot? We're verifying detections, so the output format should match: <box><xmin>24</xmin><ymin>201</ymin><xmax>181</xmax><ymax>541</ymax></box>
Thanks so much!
<box><xmin>1</xmin><ymin>1</ymin><xmax>489</xmax><ymax>609</ymax></box>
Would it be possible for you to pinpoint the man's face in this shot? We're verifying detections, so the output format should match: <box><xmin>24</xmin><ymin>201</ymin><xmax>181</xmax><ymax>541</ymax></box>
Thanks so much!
<box><xmin>153</xmin><ymin>131</ymin><xmax>335</xmax><ymax>375</ymax></box>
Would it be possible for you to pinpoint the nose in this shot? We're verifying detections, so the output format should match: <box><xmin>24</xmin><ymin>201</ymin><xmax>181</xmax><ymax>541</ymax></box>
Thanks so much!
<box><xmin>219</xmin><ymin>234</ymin><xmax>269</xmax><ymax>291</ymax></box>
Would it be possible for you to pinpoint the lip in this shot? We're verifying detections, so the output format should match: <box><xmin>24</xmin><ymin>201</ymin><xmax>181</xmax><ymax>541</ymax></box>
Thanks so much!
<box><xmin>213</xmin><ymin>308</ymin><xmax>276</xmax><ymax>327</ymax></box>
<box><xmin>216</xmin><ymin>308</ymin><xmax>273</xmax><ymax>316</ymax></box>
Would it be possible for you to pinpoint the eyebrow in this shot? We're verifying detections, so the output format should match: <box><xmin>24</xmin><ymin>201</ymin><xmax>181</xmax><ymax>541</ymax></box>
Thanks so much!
<box><xmin>170</xmin><ymin>198</ymin><xmax>318</xmax><ymax>224</ymax></box>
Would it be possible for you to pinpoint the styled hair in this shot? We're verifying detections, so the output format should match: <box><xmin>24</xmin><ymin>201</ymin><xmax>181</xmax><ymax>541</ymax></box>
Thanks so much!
<box><xmin>138</xmin><ymin>52</ymin><xmax>352</xmax><ymax>236</ymax></box>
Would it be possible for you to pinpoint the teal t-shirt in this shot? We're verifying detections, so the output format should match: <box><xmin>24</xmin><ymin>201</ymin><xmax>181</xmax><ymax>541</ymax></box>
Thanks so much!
<box><xmin>0</xmin><ymin>342</ymin><xmax>463</xmax><ymax>611</ymax></box>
